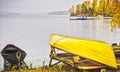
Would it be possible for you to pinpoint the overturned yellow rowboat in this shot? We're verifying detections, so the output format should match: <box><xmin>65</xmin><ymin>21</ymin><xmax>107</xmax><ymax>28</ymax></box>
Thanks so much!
<box><xmin>49</xmin><ymin>34</ymin><xmax>119</xmax><ymax>70</ymax></box>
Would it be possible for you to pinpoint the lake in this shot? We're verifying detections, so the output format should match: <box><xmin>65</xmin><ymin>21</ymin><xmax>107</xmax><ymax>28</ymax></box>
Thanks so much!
<box><xmin>0</xmin><ymin>13</ymin><xmax>120</xmax><ymax>69</ymax></box>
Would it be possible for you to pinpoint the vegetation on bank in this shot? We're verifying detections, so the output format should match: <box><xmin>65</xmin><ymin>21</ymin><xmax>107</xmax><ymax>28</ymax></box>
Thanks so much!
<box><xmin>111</xmin><ymin>2</ymin><xmax>120</xmax><ymax>32</ymax></box>
<box><xmin>1</xmin><ymin>64</ymin><xmax>120</xmax><ymax>72</ymax></box>
<box><xmin>68</xmin><ymin>0</ymin><xmax>119</xmax><ymax>17</ymax></box>
<box><xmin>68</xmin><ymin>0</ymin><xmax>120</xmax><ymax>31</ymax></box>
<box><xmin>0</xmin><ymin>64</ymin><xmax>75</xmax><ymax>72</ymax></box>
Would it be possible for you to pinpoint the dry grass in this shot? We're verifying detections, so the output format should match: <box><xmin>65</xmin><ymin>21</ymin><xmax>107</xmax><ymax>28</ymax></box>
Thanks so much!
<box><xmin>1</xmin><ymin>64</ymin><xmax>75</xmax><ymax>72</ymax></box>
<box><xmin>1</xmin><ymin>64</ymin><xmax>120</xmax><ymax>72</ymax></box>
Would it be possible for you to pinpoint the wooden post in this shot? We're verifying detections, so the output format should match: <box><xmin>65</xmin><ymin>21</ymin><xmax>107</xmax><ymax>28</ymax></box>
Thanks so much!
<box><xmin>49</xmin><ymin>46</ymin><xmax>56</xmax><ymax>66</ymax></box>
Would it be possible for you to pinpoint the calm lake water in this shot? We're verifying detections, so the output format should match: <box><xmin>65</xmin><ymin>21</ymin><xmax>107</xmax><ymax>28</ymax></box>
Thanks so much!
<box><xmin>0</xmin><ymin>13</ymin><xmax>120</xmax><ymax>69</ymax></box>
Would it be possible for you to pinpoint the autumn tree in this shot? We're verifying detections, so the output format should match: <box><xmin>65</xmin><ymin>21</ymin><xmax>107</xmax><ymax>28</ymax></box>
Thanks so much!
<box><xmin>110</xmin><ymin>1</ymin><xmax>120</xmax><ymax>31</ymax></box>
<box><xmin>68</xmin><ymin>6</ymin><xmax>75</xmax><ymax>16</ymax></box>
<box><xmin>104</xmin><ymin>0</ymin><xmax>110</xmax><ymax>16</ymax></box>
<box><xmin>92</xmin><ymin>0</ymin><xmax>98</xmax><ymax>16</ymax></box>
<box><xmin>75</xmin><ymin>4</ymin><xmax>82</xmax><ymax>16</ymax></box>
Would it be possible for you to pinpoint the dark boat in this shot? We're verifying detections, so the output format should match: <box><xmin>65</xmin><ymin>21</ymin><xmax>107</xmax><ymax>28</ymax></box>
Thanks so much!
<box><xmin>1</xmin><ymin>44</ymin><xmax>26</xmax><ymax>63</ymax></box>
<box><xmin>1</xmin><ymin>44</ymin><xmax>28</xmax><ymax>70</ymax></box>
<box><xmin>70</xmin><ymin>16</ymin><xmax>88</xmax><ymax>20</ymax></box>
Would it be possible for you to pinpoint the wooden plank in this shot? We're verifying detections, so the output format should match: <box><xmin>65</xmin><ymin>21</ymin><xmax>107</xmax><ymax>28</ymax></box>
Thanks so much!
<box><xmin>77</xmin><ymin>66</ymin><xmax>105</xmax><ymax>70</ymax></box>
<box><xmin>52</xmin><ymin>54</ymin><xmax>106</xmax><ymax>69</ymax></box>
<box><xmin>49</xmin><ymin>46</ymin><xmax>120</xmax><ymax>70</ymax></box>
<box><xmin>56</xmin><ymin>53</ymin><xmax>76</xmax><ymax>57</ymax></box>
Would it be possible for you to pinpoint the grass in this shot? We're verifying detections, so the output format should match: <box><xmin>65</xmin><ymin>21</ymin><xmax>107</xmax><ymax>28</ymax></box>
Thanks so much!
<box><xmin>0</xmin><ymin>64</ymin><xmax>75</xmax><ymax>72</ymax></box>
<box><xmin>1</xmin><ymin>64</ymin><xmax>120</xmax><ymax>72</ymax></box>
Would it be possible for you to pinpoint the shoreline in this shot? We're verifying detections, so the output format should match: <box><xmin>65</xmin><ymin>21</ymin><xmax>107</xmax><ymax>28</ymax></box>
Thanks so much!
<box><xmin>69</xmin><ymin>16</ymin><xmax>112</xmax><ymax>20</ymax></box>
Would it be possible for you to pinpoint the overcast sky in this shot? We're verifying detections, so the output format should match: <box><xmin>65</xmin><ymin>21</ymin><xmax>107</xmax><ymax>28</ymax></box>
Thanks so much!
<box><xmin>0</xmin><ymin>0</ymin><xmax>84</xmax><ymax>13</ymax></box>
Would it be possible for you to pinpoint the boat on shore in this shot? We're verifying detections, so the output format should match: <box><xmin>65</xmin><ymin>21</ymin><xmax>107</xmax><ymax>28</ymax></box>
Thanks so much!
<box><xmin>49</xmin><ymin>34</ymin><xmax>120</xmax><ymax>71</ymax></box>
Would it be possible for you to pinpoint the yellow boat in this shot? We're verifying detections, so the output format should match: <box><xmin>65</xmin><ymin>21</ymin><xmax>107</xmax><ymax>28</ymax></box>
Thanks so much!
<box><xmin>49</xmin><ymin>34</ymin><xmax>120</xmax><ymax>70</ymax></box>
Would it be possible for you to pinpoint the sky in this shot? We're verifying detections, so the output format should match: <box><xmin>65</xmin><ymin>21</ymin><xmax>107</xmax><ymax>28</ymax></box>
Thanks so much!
<box><xmin>0</xmin><ymin>0</ymin><xmax>84</xmax><ymax>13</ymax></box>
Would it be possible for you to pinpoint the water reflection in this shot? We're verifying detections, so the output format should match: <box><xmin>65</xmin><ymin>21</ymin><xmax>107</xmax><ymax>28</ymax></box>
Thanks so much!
<box><xmin>0</xmin><ymin>14</ymin><xmax>120</xmax><ymax>69</ymax></box>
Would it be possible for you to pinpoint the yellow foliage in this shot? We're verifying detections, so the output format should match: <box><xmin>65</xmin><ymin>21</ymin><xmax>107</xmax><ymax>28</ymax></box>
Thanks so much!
<box><xmin>110</xmin><ymin>3</ymin><xmax>120</xmax><ymax>32</ymax></box>
<box><xmin>68</xmin><ymin>0</ymin><xmax>120</xmax><ymax>31</ymax></box>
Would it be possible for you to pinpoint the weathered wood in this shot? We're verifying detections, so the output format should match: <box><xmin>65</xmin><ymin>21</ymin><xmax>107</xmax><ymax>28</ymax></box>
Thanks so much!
<box><xmin>50</xmin><ymin>61</ymin><xmax>60</xmax><ymax>67</ymax></box>
<box><xmin>49</xmin><ymin>58</ymin><xmax>53</xmax><ymax>67</ymax></box>
<box><xmin>49</xmin><ymin>45</ymin><xmax>120</xmax><ymax>70</ymax></box>
<box><xmin>56</xmin><ymin>53</ymin><xmax>76</xmax><ymax>57</ymax></box>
